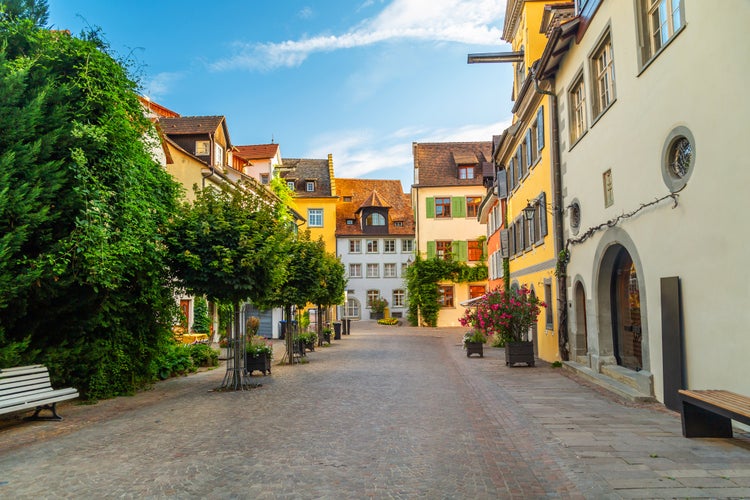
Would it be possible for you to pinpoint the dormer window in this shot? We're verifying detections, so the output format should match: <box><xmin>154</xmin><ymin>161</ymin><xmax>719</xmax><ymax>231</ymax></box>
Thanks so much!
<box><xmin>195</xmin><ymin>141</ymin><xmax>209</xmax><ymax>155</ymax></box>
<box><xmin>214</xmin><ymin>143</ymin><xmax>224</xmax><ymax>167</ymax></box>
<box><xmin>346</xmin><ymin>219</ymin><xmax>355</xmax><ymax>225</ymax></box>
<box><xmin>286</xmin><ymin>180</ymin><xmax>295</xmax><ymax>191</ymax></box>
<box><xmin>365</xmin><ymin>213</ymin><xmax>386</xmax><ymax>226</ymax></box>
<box><xmin>306</xmin><ymin>181</ymin><xmax>315</xmax><ymax>192</ymax></box>
<box><xmin>343</xmin><ymin>196</ymin><xmax>352</xmax><ymax>202</ymax></box>
<box><xmin>458</xmin><ymin>165</ymin><xmax>475</xmax><ymax>179</ymax></box>
<box><xmin>394</xmin><ymin>221</ymin><xmax>403</xmax><ymax>227</ymax></box>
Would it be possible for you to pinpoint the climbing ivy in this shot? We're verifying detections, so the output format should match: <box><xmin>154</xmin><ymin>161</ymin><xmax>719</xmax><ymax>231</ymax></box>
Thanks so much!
<box><xmin>404</xmin><ymin>254</ymin><xmax>488</xmax><ymax>327</ymax></box>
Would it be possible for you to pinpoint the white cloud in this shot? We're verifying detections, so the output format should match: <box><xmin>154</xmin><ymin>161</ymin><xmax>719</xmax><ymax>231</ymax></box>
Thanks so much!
<box><xmin>298</xmin><ymin>7</ymin><xmax>314</xmax><ymax>19</ymax></box>
<box><xmin>212</xmin><ymin>0</ymin><xmax>503</xmax><ymax>71</ymax></box>
<box><xmin>143</xmin><ymin>72</ymin><xmax>184</xmax><ymax>100</ymax></box>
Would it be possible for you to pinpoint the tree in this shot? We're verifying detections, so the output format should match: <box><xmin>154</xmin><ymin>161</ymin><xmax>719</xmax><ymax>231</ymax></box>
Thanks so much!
<box><xmin>166</xmin><ymin>183</ymin><xmax>291</xmax><ymax>389</ymax></box>
<box><xmin>310</xmin><ymin>249</ymin><xmax>346</xmax><ymax>346</ymax></box>
<box><xmin>192</xmin><ymin>297</ymin><xmax>210</xmax><ymax>334</ymax></box>
<box><xmin>0</xmin><ymin>14</ymin><xmax>182</xmax><ymax>399</ymax></box>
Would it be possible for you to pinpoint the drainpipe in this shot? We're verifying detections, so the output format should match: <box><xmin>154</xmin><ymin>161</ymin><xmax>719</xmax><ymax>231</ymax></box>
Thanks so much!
<box><xmin>532</xmin><ymin>66</ymin><xmax>570</xmax><ymax>361</ymax></box>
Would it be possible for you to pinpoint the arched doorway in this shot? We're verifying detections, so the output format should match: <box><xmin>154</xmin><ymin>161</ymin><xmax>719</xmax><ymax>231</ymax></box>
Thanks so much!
<box><xmin>574</xmin><ymin>281</ymin><xmax>588</xmax><ymax>360</ymax></box>
<box><xmin>610</xmin><ymin>247</ymin><xmax>642</xmax><ymax>370</ymax></box>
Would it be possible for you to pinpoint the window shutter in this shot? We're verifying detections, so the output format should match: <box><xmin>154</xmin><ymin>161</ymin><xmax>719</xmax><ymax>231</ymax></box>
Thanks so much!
<box><xmin>537</xmin><ymin>106</ymin><xmax>545</xmax><ymax>151</ymax></box>
<box><xmin>508</xmin><ymin>160</ymin><xmax>515</xmax><ymax>191</ymax></box>
<box><xmin>425</xmin><ymin>197</ymin><xmax>435</xmax><ymax>218</ymax></box>
<box><xmin>540</xmin><ymin>192</ymin><xmax>548</xmax><ymax>237</ymax></box>
<box><xmin>426</xmin><ymin>240</ymin><xmax>436</xmax><ymax>258</ymax></box>
<box><xmin>496</xmin><ymin>170</ymin><xmax>508</xmax><ymax>199</ymax></box>
<box><xmin>455</xmin><ymin>240</ymin><xmax>468</xmax><ymax>262</ymax></box>
<box><xmin>509</xmin><ymin>225</ymin><xmax>516</xmax><ymax>256</ymax></box>
<box><xmin>517</xmin><ymin>147</ymin><xmax>524</xmax><ymax>180</ymax></box>
<box><xmin>500</xmin><ymin>229</ymin><xmax>510</xmax><ymax>258</ymax></box>
<box><xmin>452</xmin><ymin>196</ymin><xmax>466</xmax><ymax>218</ymax></box>
<box><xmin>526</xmin><ymin>129</ymin><xmax>533</xmax><ymax>166</ymax></box>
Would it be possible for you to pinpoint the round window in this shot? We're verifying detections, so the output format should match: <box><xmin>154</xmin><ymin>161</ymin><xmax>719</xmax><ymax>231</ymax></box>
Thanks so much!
<box><xmin>661</xmin><ymin>126</ymin><xmax>695</xmax><ymax>192</ymax></box>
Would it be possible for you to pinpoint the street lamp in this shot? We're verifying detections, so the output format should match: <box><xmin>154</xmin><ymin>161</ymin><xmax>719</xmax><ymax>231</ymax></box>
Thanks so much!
<box><xmin>523</xmin><ymin>200</ymin><xmax>537</xmax><ymax>221</ymax></box>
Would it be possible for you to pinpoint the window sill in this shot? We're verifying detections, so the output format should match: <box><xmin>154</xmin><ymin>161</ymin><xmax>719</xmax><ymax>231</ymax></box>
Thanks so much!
<box><xmin>590</xmin><ymin>98</ymin><xmax>616</xmax><ymax>128</ymax></box>
<box><xmin>637</xmin><ymin>24</ymin><xmax>687</xmax><ymax>77</ymax></box>
<box><xmin>568</xmin><ymin>129</ymin><xmax>588</xmax><ymax>152</ymax></box>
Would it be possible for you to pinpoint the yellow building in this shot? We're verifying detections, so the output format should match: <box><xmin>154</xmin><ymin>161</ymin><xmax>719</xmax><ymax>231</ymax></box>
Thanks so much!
<box><xmin>412</xmin><ymin>141</ymin><xmax>491</xmax><ymax>327</ymax></box>
<box><xmin>278</xmin><ymin>154</ymin><xmax>338</xmax><ymax>253</ymax></box>
<box><xmin>492</xmin><ymin>0</ymin><xmax>572</xmax><ymax>363</ymax></box>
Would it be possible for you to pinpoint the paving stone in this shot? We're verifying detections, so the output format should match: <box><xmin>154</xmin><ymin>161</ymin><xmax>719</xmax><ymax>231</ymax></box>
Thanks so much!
<box><xmin>1</xmin><ymin>324</ymin><xmax>749</xmax><ymax>498</ymax></box>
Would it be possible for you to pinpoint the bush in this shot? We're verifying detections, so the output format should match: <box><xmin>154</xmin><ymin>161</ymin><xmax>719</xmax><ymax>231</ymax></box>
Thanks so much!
<box><xmin>152</xmin><ymin>343</ymin><xmax>196</xmax><ymax>380</ymax></box>
<box><xmin>188</xmin><ymin>343</ymin><xmax>218</xmax><ymax>367</ymax></box>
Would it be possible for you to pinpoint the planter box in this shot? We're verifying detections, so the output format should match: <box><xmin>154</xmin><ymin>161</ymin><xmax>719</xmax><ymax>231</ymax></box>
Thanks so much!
<box><xmin>246</xmin><ymin>353</ymin><xmax>272</xmax><ymax>375</ymax></box>
<box><xmin>465</xmin><ymin>342</ymin><xmax>484</xmax><ymax>358</ymax></box>
<box><xmin>370</xmin><ymin>311</ymin><xmax>384</xmax><ymax>320</ymax></box>
<box><xmin>505</xmin><ymin>341</ymin><xmax>535</xmax><ymax>367</ymax></box>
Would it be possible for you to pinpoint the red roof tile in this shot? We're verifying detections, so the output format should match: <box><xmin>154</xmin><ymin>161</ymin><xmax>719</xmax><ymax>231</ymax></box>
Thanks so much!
<box><xmin>335</xmin><ymin>179</ymin><xmax>414</xmax><ymax>236</ymax></box>
<box><xmin>413</xmin><ymin>141</ymin><xmax>492</xmax><ymax>187</ymax></box>
<box><xmin>234</xmin><ymin>144</ymin><xmax>279</xmax><ymax>160</ymax></box>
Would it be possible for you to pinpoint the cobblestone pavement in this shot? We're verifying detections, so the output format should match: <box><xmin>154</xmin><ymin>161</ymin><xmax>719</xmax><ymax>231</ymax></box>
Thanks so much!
<box><xmin>1</xmin><ymin>323</ymin><xmax>749</xmax><ymax>499</ymax></box>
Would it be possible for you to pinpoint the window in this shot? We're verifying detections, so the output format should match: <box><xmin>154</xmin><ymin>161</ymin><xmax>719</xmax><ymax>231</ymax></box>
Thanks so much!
<box><xmin>544</xmin><ymin>282</ymin><xmax>554</xmax><ymax>330</ymax></box>
<box><xmin>367</xmin><ymin>290</ymin><xmax>380</xmax><ymax>307</ymax></box>
<box><xmin>458</xmin><ymin>165</ymin><xmax>475</xmax><ymax>179</ymax></box>
<box><xmin>466</xmin><ymin>197</ymin><xmax>481</xmax><ymax>218</ymax></box>
<box><xmin>349</xmin><ymin>239</ymin><xmax>361</xmax><ymax>253</ymax></box>
<box><xmin>591</xmin><ymin>33</ymin><xmax>616</xmax><ymax>118</ymax></box>
<box><xmin>468</xmin><ymin>240</ymin><xmax>483</xmax><ymax>261</ymax></box>
<box><xmin>640</xmin><ymin>0</ymin><xmax>684</xmax><ymax>63</ymax></box>
<box><xmin>366</xmin><ymin>213</ymin><xmax>386</xmax><ymax>226</ymax></box>
<box><xmin>569</xmin><ymin>75</ymin><xmax>587</xmax><ymax>144</ymax></box>
<box><xmin>343</xmin><ymin>196</ymin><xmax>352</xmax><ymax>202</ymax></box>
<box><xmin>438</xmin><ymin>285</ymin><xmax>454</xmax><ymax>308</ymax></box>
<box><xmin>469</xmin><ymin>285</ymin><xmax>485</xmax><ymax>299</ymax></box>
<box><xmin>195</xmin><ymin>141</ymin><xmax>210</xmax><ymax>155</ymax></box>
<box><xmin>214</xmin><ymin>143</ymin><xmax>224</xmax><ymax>167</ymax></box>
<box><xmin>366</xmin><ymin>263</ymin><xmax>379</xmax><ymax>278</ymax></box>
<box><xmin>394</xmin><ymin>221</ymin><xmax>403</xmax><ymax>227</ymax></box>
<box><xmin>366</xmin><ymin>239</ymin><xmax>378</xmax><ymax>253</ymax></box>
<box><xmin>384</xmin><ymin>240</ymin><xmax>396</xmax><ymax>253</ymax></box>
<box><xmin>346</xmin><ymin>219</ymin><xmax>355</xmax><ymax>225</ymax></box>
<box><xmin>401</xmin><ymin>262</ymin><xmax>409</xmax><ymax>276</ymax></box>
<box><xmin>307</xmin><ymin>209</ymin><xmax>323</xmax><ymax>227</ymax></box>
<box><xmin>384</xmin><ymin>263</ymin><xmax>397</xmax><ymax>278</ymax></box>
<box><xmin>435</xmin><ymin>197</ymin><xmax>451</xmax><ymax>218</ymax></box>
<box><xmin>260</xmin><ymin>174</ymin><xmax>269</xmax><ymax>185</ymax></box>
<box><xmin>401</xmin><ymin>239</ymin><xmax>413</xmax><ymax>252</ymax></box>
<box><xmin>392</xmin><ymin>289</ymin><xmax>405</xmax><ymax>308</ymax></box>
<box><xmin>345</xmin><ymin>298</ymin><xmax>360</xmax><ymax>318</ymax></box>
<box><xmin>436</xmin><ymin>241</ymin><xmax>452</xmax><ymax>261</ymax></box>
<box><xmin>306</xmin><ymin>181</ymin><xmax>315</xmax><ymax>192</ymax></box>
<box><xmin>349</xmin><ymin>263</ymin><xmax>362</xmax><ymax>278</ymax></box>
<box><xmin>661</xmin><ymin>126</ymin><xmax>696</xmax><ymax>192</ymax></box>
<box><xmin>286</xmin><ymin>181</ymin><xmax>295</xmax><ymax>191</ymax></box>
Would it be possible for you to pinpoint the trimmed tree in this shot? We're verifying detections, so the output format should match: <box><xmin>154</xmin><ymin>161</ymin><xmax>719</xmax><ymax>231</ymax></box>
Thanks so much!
<box><xmin>166</xmin><ymin>183</ymin><xmax>291</xmax><ymax>389</ymax></box>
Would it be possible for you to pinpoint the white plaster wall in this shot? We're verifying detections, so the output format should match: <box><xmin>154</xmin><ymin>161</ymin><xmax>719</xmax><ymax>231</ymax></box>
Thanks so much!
<box><xmin>558</xmin><ymin>0</ymin><xmax>750</xmax><ymax>400</ymax></box>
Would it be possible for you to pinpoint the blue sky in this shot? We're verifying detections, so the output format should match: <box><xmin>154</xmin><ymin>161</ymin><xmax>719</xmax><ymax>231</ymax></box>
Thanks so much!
<box><xmin>48</xmin><ymin>0</ymin><xmax>514</xmax><ymax>192</ymax></box>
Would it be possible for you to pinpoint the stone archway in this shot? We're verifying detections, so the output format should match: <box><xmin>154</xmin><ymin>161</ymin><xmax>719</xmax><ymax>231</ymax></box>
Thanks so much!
<box><xmin>595</xmin><ymin>239</ymin><xmax>648</xmax><ymax>372</ymax></box>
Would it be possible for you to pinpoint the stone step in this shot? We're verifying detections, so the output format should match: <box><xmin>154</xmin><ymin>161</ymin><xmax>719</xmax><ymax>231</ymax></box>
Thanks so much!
<box><xmin>562</xmin><ymin>361</ymin><xmax>655</xmax><ymax>403</ymax></box>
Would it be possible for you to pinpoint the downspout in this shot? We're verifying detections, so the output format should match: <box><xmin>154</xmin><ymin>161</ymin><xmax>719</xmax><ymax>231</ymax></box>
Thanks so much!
<box><xmin>532</xmin><ymin>66</ymin><xmax>570</xmax><ymax>361</ymax></box>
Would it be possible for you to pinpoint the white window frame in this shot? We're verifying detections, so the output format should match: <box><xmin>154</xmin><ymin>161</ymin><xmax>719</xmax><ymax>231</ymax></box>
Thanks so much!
<box><xmin>392</xmin><ymin>289</ymin><xmax>405</xmax><ymax>308</ymax></box>
<box><xmin>349</xmin><ymin>263</ymin><xmax>362</xmax><ymax>278</ymax></box>
<box><xmin>401</xmin><ymin>239</ymin><xmax>413</xmax><ymax>252</ymax></box>
<box><xmin>349</xmin><ymin>239</ymin><xmax>361</xmax><ymax>253</ymax></box>
<box><xmin>383</xmin><ymin>239</ymin><xmax>396</xmax><ymax>253</ymax></box>
<box><xmin>306</xmin><ymin>181</ymin><xmax>315</xmax><ymax>192</ymax></box>
<box><xmin>366</xmin><ymin>263</ymin><xmax>379</xmax><ymax>278</ymax></box>
<box><xmin>383</xmin><ymin>263</ymin><xmax>397</xmax><ymax>278</ymax></box>
<box><xmin>307</xmin><ymin>208</ymin><xmax>323</xmax><ymax>228</ymax></box>
<box><xmin>195</xmin><ymin>140</ymin><xmax>210</xmax><ymax>156</ymax></box>
<box><xmin>591</xmin><ymin>31</ymin><xmax>616</xmax><ymax>119</ymax></box>
<box><xmin>569</xmin><ymin>73</ymin><xmax>587</xmax><ymax>145</ymax></box>
<box><xmin>366</xmin><ymin>239</ymin><xmax>378</xmax><ymax>253</ymax></box>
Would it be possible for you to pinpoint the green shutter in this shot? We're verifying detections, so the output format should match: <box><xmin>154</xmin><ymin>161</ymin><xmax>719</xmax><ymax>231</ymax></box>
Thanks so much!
<box><xmin>425</xmin><ymin>197</ymin><xmax>435</xmax><ymax>218</ymax></box>
<box><xmin>455</xmin><ymin>240</ymin><xmax>468</xmax><ymax>262</ymax></box>
<box><xmin>452</xmin><ymin>196</ymin><xmax>466</xmax><ymax>218</ymax></box>
<box><xmin>426</xmin><ymin>241</ymin><xmax>436</xmax><ymax>258</ymax></box>
<box><xmin>537</xmin><ymin>106</ymin><xmax>545</xmax><ymax>151</ymax></box>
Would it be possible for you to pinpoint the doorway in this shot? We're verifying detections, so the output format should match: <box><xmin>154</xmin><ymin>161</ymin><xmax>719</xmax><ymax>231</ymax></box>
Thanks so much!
<box><xmin>574</xmin><ymin>282</ymin><xmax>588</xmax><ymax>359</ymax></box>
<box><xmin>610</xmin><ymin>247</ymin><xmax>642</xmax><ymax>370</ymax></box>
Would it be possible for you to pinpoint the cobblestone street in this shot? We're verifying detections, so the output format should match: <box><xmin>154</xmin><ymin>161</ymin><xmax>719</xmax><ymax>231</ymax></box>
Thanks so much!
<box><xmin>1</xmin><ymin>324</ymin><xmax>749</xmax><ymax>499</ymax></box>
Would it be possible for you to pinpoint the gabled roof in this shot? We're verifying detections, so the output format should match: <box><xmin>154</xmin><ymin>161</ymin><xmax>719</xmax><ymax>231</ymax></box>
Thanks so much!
<box><xmin>357</xmin><ymin>189</ymin><xmax>391</xmax><ymax>212</ymax></box>
<box><xmin>279</xmin><ymin>158</ymin><xmax>333</xmax><ymax>197</ymax></box>
<box><xmin>160</xmin><ymin>116</ymin><xmax>225</xmax><ymax>135</ymax></box>
<box><xmin>234</xmin><ymin>144</ymin><xmax>280</xmax><ymax>161</ymax></box>
<box><xmin>413</xmin><ymin>141</ymin><xmax>492</xmax><ymax>187</ymax></box>
<box><xmin>336</xmin><ymin>179</ymin><xmax>414</xmax><ymax>236</ymax></box>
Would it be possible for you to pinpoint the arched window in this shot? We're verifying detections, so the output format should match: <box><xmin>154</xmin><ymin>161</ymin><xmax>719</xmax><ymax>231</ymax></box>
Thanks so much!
<box><xmin>366</xmin><ymin>212</ymin><xmax>386</xmax><ymax>226</ymax></box>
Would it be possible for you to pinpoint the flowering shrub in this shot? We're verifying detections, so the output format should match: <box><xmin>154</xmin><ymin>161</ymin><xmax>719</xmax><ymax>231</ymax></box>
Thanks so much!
<box><xmin>246</xmin><ymin>335</ymin><xmax>273</xmax><ymax>358</ymax></box>
<box><xmin>459</xmin><ymin>286</ymin><xmax>546</xmax><ymax>343</ymax></box>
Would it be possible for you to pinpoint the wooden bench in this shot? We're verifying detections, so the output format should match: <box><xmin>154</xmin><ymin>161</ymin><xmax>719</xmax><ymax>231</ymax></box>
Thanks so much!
<box><xmin>678</xmin><ymin>389</ymin><xmax>750</xmax><ymax>438</ymax></box>
<box><xmin>0</xmin><ymin>365</ymin><xmax>79</xmax><ymax>421</ymax></box>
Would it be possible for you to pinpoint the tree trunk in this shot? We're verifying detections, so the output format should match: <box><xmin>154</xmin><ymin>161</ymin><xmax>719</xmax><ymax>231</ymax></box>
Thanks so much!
<box><xmin>220</xmin><ymin>300</ymin><xmax>249</xmax><ymax>389</ymax></box>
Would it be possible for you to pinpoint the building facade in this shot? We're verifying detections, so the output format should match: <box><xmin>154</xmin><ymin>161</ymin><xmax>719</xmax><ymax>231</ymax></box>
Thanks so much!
<box><xmin>534</xmin><ymin>0</ymin><xmax>750</xmax><ymax>404</ymax></box>
<box><xmin>335</xmin><ymin>179</ymin><xmax>414</xmax><ymax>321</ymax></box>
<box><xmin>412</xmin><ymin>141</ymin><xmax>491</xmax><ymax>327</ymax></box>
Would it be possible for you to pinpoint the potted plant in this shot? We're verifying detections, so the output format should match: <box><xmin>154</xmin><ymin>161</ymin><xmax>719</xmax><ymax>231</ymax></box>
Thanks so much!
<box><xmin>322</xmin><ymin>327</ymin><xmax>333</xmax><ymax>344</ymax></box>
<box><xmin>246</xmin><ymin>335</ymin><xmax>273</xmax><ymax>375</ymax></box>
<box><xmin>296</xmin><ymin>331</ymin><xmax>317</xmax><ymax>352</ymax></box>
<box><xmin>463</xmin><ymin>330</ymin><xmax>486</xmax><ymax>358</ymax></box>
<box><xmin>369</xmin><ymin>296</ymin><xmax>388</xmax><ymax>320</ymax></box>
<box><xmin>459</xmin><ymin>286</ymin><xmax>545</xmax><ymax>367</ymax></box>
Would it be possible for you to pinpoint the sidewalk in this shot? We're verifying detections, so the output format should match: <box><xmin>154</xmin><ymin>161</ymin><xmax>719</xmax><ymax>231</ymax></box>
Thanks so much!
<box><xmin>1</xmin><ymin>322</ymin><xmax>748</xmax><ymax>498</ymax></box>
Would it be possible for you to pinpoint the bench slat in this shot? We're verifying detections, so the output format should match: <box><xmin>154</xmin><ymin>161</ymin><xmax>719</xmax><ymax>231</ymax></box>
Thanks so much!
<box><xmin>0</xmin><ymin>366</ymin><xmax>49</xmax><ymax>379</ymax></box>
<box><xmin>0</xmin><ymin>389</ymin><xmax>79</xmax><ymax>416</ymax></box>
<box><xmin>0</xmin><ymin>382</ymin><xmax>54</xmax><ymax>401</ymax></box>
<box><xmin>678</xmin><ymin>389</ymin><xmax>750</xmax><ymax>420</ymax></box>
<box><xmin>0</xmin><ymin>364</ymin><xmax>44</xmax><ymax>373</ymax></box>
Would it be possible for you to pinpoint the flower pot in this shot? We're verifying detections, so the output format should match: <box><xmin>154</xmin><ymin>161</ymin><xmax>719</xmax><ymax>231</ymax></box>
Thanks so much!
<box><xmin>505</xmin><ymin>341</ymin><xmax>535</xmax><ymax>367</ymax></box>
<box><xmin>465</xmin><ymin>341</ymin><xmax>484</xmax><ymax>358</ymax></box>
<box><xmin>246</xmin><ymin>352</ymin><xmax>272</xmax><ymax>375</ymax></box>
